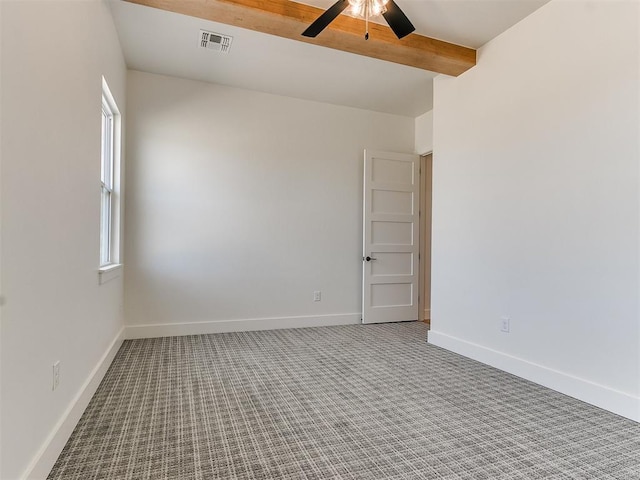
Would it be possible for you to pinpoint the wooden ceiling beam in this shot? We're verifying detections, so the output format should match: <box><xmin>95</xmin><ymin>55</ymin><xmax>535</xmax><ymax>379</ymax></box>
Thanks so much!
<box><xmin>124</xmin><ymin>0</ymin><xmax>476</xmax><ymax>76</ymax></box>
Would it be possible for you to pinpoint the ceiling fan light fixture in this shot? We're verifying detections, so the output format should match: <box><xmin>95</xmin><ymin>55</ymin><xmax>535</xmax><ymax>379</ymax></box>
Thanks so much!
<box><xmin>301</xmin><ymin>0</ymin><xmax>415</xmax><ymax>40</ymax></box>
<box><xmin>348</xmin><ymin>0</ymin><xmax>389</xmax><ymax>18</ymax></box>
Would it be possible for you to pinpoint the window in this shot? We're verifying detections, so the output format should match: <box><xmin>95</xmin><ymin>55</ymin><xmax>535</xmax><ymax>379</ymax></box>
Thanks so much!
<box><xmin>100</xmin><ymin>78</ymin><xmax>120</xmax><ymax>272</ymax></box>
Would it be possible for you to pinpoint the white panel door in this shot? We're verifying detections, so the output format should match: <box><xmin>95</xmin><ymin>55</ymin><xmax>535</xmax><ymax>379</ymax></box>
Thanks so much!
<box><xmin>362</xmin><ymin>150</ymin><xmax>420</xmax><ymax>324</ymax></box>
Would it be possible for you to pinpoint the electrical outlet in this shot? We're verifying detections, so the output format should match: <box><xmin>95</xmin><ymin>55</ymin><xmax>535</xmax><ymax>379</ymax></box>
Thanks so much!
<box><xmin>313</xmin><ymin>291</ymin><xmax>321</xmax><ymax>302</ymax></box>
<box><xmin>500</xmin><ymin>317</ymin><xmax>510</xmax><ymax>333</ymax></box>
<box><xmin>52</xmin><ymin>361</ymin><xmax>61</xmax><ymax>391</ymax></box>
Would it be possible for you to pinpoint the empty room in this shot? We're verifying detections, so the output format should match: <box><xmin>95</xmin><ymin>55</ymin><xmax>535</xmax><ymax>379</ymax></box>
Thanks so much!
<box><xmin>1</xmin><ymin>0</ymin><xmax>639</xmax><ymax>479</ymax></box>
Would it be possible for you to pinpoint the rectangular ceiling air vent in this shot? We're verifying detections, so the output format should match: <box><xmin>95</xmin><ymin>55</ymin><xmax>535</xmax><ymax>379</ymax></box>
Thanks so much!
<box><xmin>199</xmin><ymin>30</ymin><xmax>233</xmax><ymax>53</ymax></box>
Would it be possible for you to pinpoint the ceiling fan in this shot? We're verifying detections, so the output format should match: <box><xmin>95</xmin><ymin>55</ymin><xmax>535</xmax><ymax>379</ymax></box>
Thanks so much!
<box><xmin>302</xmin><ymin>0</ymin><xmax>415</xmax><ymax>40</ymax></box>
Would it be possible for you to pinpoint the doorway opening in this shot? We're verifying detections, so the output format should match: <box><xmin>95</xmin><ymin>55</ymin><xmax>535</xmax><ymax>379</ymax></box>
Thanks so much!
<box><xmin>418</xmin><ymin>153</ymin><xmax>432</xmax><ymax>326</ymax></box>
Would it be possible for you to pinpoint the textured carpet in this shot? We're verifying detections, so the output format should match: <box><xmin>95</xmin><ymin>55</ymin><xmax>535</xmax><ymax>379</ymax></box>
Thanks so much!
<box><xmin>49</xmin><ymin>322</ymin><xmax>640</xmax><ymax>479</ymax></box>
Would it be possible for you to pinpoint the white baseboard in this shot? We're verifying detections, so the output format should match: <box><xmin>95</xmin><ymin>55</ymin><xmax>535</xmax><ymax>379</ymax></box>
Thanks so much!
<box><xmin>23</xmin><ymin>328</ymin><xmax>125</xmax><ymax>480</ymax></box>
<box><xmin>125</xmin><ymin>313</ymin><xmax>362</xmax><ymax>339</ymax></box>
<box><xmin>428</xmin><ymin>330</ymin><xmax>640</xmax><ymax>423</ymax></box>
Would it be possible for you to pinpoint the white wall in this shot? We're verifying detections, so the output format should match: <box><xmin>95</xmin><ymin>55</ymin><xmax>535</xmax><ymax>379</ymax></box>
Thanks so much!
<box><xmin>430</xmin><ymin>0</ymin><xmax>640</xmax><ymax>421</ymax></box>
<box><xmin>125</xmin><ymin>71</ymin><xmax>414</xmax><ymax>336</ymax></box>
<box><xmin>0</xmin><ymin>1</ymin><xmax>127</xmax><ymax>478</ymax></box>
<box><xmin>0</xmin><ymin>2</ymin><xmax>4</xmax><ymax>476</ymax></box>
<box><xmin>415</xmin><ymin>110</ymin><xmax>433</xmax><ymax>155</ymax></box>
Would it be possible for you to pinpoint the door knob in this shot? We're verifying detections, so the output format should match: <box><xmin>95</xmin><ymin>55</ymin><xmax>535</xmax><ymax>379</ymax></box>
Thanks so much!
<box><xmin>364</xmin><ymin>256</ymin><xmax>377</xmax><ymax>262</ymax></box>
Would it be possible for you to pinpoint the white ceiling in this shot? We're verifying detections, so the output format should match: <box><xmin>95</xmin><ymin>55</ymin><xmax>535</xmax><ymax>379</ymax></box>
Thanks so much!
<box><xmin>109</xmin><ymin>0</ymin><xmax>549</xmax><ymax>117</ymax></box>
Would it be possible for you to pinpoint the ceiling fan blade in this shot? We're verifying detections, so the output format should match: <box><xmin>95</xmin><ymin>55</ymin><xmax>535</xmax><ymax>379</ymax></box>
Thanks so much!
<box><xmin>302</xmin><ymin>0</ymin><xmax>350</xmax><ymax>37</ymax></box>
<box><xmin>382</xmin><ymin>0</ymin><xmax>416</xmax><ymax>39</ymax></box>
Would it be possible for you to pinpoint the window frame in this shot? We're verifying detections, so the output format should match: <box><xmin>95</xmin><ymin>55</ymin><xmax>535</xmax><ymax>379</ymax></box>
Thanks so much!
<box><xmin>100</xmin><ymin>97</ymin><xmax>114</xmax><ymax>266</ymax></box>
<box><xmin>99</xmin><ymin>78</ymin><xmax>122</xmax><ymax>282</ymax></box>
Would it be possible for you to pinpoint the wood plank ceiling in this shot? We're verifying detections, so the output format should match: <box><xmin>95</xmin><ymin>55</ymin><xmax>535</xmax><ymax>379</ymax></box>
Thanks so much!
<box><xmin>124</xmin><ymin>0</ymin><xmax>476</xmax><ymax>76</ymax></box>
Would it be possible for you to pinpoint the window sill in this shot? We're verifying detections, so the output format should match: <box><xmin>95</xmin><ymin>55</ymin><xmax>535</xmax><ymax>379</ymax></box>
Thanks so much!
<box><xmin>98</xmin><ymin>263</ymin><xmax>122</xmax><ymax>285</ymax></box>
